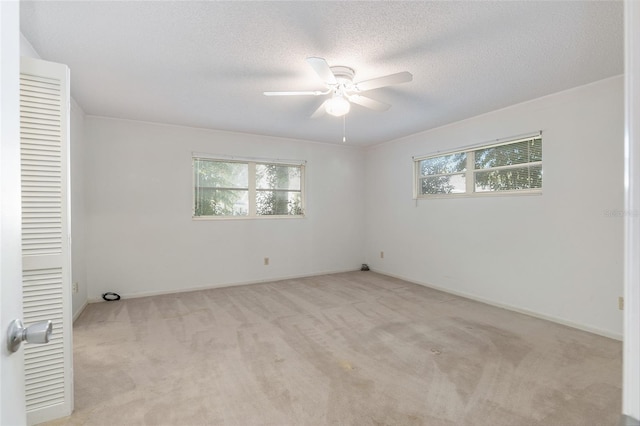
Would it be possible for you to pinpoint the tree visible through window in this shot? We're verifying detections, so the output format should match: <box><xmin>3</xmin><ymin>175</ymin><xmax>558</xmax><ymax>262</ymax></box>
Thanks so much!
<box><xmin>194</xmin><ymin>160</ymin><xmax>248</xmax><ymax>216</ymax></box>
<box><xmin>193</xmin><ymin>158</ymin><xmax>304</xmax><ymax>218</ymax></box>
<box><xmin>418</xmin><ymin>152</ymin><xmax>467</xmax><ymax>194</ymax></box>
<box><xmin>415</xmin><ymin>135</ymin><xmax>542</xmax><ymax>197</ymax></box>
<box><xmin>256</xmin><ymin>164</ymin><xmax>303</xmax><ymax>215</ymax></box>
<box><xmin>474</xmin><ymin>138</ymin><xmax>542</xmax><ymax>192</ymax></box>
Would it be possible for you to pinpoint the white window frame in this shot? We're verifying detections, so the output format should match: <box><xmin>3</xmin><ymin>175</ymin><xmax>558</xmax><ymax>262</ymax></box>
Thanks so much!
<box><xmin>192</xmin><ymin>153</ymin><xmax>306</xmax><ymax>220</ymax></box>
<box><xmin>413</xmin><ymin>133</ymin><xmax>542</xmax><ymax>199</ymax></box>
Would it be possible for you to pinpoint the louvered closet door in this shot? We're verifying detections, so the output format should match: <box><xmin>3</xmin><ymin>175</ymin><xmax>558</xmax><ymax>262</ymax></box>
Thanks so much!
<box><xmin>20</xmin><ymin>56</ymin><xmax>73</xmax><ymax>425</ymax></box>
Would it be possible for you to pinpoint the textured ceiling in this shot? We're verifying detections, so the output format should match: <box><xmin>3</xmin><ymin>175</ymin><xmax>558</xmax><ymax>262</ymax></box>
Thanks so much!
<box><xmin>20</xmin><ymin>1</ymin><xmax>623</xmax><ymax>146</ymax></box>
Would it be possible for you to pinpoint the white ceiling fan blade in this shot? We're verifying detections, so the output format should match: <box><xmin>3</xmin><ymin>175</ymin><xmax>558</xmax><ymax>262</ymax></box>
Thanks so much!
<box><xmin>348</xmin><ymin>95</ymin><xmax>391</xmax><ymax>111</ymax></box>
<box><xmin>355</xmin><ymin>71</ymin><xmax>413</xmax><ymax>92</ymax></box>
<box><xmin>264</xmin><ymin>90</ymin><xmax>327</xmax><ymax>96</ymax></box>
<box><xmin>310</xmin><ymin>100</ymin><xmax>329</xmax><ymax>118</ymax></box>
<box><xmin>306</xmin><ymin>57</ymin><xmax>337</xmax><ymax>85</ymax></box>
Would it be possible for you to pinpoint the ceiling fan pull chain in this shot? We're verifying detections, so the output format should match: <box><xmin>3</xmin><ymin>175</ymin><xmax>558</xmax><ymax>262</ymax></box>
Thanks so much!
<box><xmin>343</xmin><ymin>115</ymin><xmax>347</xmax><ymax>143</ymax></box>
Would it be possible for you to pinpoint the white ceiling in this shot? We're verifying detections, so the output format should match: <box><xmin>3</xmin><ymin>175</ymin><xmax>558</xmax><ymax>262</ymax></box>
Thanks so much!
<box><xmin>20</xmin><ymin>1</ymin><xmax>623</xmax><ymax>146</ymax></box>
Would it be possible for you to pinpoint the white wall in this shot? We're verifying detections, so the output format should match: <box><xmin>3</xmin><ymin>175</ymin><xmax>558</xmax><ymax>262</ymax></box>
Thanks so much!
<box><xmin>20</xmin><ymin>33</ymin><xmax>38</xmax><ymax>59</ymax></box>
<box><xmin>70</xmin><ymin>100</ymin><xmax>87</xmax><ymax>319</ymax></box>
<box><xmin>364</xmin><ymin>76</ymin><xmax>624</xmax><ymax>339</ymax></box>
<box><xmin>84</xmin><ymin>117</ymin><xmax>365</xmax><ymax>300</ymax></box>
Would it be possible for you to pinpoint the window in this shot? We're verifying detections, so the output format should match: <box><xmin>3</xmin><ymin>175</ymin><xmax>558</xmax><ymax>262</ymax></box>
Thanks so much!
<box><xmin>256</xmin><ymin>164</ymin><xmax>303</xmax><ymax>215</ymax></box>
<box><xmin>415</xmin><ymin>135</ymin><xmax>542</xmax><ymax>197</ymax></box>
<box><xmin>417</xmin><ymin>152</ymin><xmax>467</xmax><ymax>195</ymax></box>
<box><xmin>193</xmin><ymin>159</ymin><xmax>249</xmax><ymax>216</ymax></box>
<box><xmin>193</xmin><ymin>157</ymin><xmax>304</xmax><ymax>218</ymax></box>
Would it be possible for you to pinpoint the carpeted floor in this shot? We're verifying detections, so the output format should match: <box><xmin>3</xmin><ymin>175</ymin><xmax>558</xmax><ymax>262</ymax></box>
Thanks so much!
<box><xmin>44</xmin><ymin>272</ymin><xmax>622</xmax><ymax>426</ymax></box>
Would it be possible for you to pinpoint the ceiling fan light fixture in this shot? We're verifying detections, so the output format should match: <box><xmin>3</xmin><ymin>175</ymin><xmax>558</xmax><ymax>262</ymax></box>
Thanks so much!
<box><xmin>325</xmin><ymin>95</ymin><xmax>350</xmax><ymax>117</ymax></box>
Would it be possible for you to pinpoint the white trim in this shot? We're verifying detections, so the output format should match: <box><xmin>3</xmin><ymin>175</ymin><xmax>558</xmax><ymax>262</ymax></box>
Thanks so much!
<box><xmin>72</xmin><ymin>300</ymin><xmax>88</xmax><ymax>323</ymax></box>
<box><xmin>87</xmin><ymin>268</ymin><xmax>359</xmax><ymax>303</ymax></box>
<box><xmin>413</xmin><ymin>131</ymin><xmax>542</xmax><ymax>161</ymax></box>
<box><xmin>623</xmin><ymin>0</ymin><xmax>640</xmax><ymax>420</ymax></box>
<box><xmin>1</xmin><ymin>3</ymin><xmax>28</xmax><ymax>424</ymax></box>
<box><xmin>373</xmin><ymin>270</ymin><xmax>623</xmax><ymax>341</ymax></box>
<box><xmin>416</xmin><ymin>189</ymin><xmax>542</xmax><ymax>200</ymax></box>
<box><xmin>248</xmin><ymin>161</ymin><xmax>257</xmax><ymax>216</ymax></box>
<box><xmin>465</xmin><ymin>150</ymin><xmax>475</xmax><ymax>193</ymax></box>
<box><xmin>193</xmin><ymin>152</ymin><xmax>306</xmax><ymax>166</ymax></box>
<box><xmin>192</xmin><ymin>214</ymin><xmax>306</xmax><ymax>221</ymax></box>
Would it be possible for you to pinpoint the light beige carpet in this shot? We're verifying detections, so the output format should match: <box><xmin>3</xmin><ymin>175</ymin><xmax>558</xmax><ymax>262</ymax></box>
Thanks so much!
<box><xmin>44</xmin><ymin>272</ymin><xmax>621</xmax><ymax>426</ymax></box>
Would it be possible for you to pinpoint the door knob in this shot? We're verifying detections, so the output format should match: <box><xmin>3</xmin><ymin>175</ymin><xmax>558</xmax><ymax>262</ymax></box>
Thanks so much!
<box><xmin>7</xmin><ymin>319</ymin><xmax>53</xmax><ymax>353</ymax></box>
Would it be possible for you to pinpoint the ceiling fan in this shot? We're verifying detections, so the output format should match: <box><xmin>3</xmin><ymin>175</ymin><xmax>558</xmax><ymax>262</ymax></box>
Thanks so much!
<box><xmin>264</xmin><ymin>57</ymin><xmax>413</xmax><ymax>118</ymax></box>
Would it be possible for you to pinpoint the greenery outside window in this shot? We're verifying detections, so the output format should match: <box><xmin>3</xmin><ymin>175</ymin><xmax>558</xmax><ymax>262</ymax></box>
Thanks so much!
<box><xmin>194</xmin><ymin>157</ymin><xmax>305</xmax><ymax>218</ymax></box>
<box><xmin>256</xmin><ymin>164</ymin><xmax>303</xmax><ymax>215</ymax></box>
<box><xmin>417</xmin><ymin>152</ymin><xmax>467</xmax><ymax>195</ymax></box>
<box><xmin>415</xmin><ymin>135</ymin><xmax>542</xmax><ymax>197</ymax></box>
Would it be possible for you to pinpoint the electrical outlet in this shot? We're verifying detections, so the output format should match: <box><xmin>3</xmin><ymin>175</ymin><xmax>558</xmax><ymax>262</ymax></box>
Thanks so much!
<box><xmin>72</xmin><ymin>282</ymin><xmax>79</xmax><ymax>293</ymax></box>
<box><xmin>380</xmin><ymin>251</ymin><xmax>384</xmax><ymax>259</ymax></box>
<box><xmin>264</xmin><ymin>257</ymin><xmax>269</xmax><ymax>266</ymax></box>
<box><xmin>619</xmin><ymin>296</ymin><xmax>624</xmax><ymax>311</ymax></box>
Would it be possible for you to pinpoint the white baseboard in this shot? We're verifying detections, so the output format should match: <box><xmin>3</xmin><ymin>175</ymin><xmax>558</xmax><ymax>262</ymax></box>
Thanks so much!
<box><xmin>72</xmin><ymin>300</ymin><xmax>88</xmax><ymax>323</ymax></box>
<box><xmin>86</xmin><ymin>268</ymin><xmax>359</xmax><ymax>303</ymax></box>
<box><xmin>373</xmin><ymin>269</ymin><xmax>623</xmax><ymax>341</ymax></box>
<box><xmin>82</xmin><ymin>268</ymin><xmax>622</xmax><ymax>341</ymax></box>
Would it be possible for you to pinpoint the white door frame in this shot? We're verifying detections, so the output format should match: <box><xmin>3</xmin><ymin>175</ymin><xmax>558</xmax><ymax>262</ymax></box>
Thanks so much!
<box><xmin>1</xmin><ymin>1</ymin><xmax>27</xmax><ymax>425</ymax></box>
<box><xmin>623</xmin><ymin>1</ymin><xmax>640</xmax><ymax>423</ymax></box>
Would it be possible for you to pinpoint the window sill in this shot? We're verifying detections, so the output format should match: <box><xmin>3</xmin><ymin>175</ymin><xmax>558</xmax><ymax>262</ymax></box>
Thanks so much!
<box><xmin>192</xmin><ymin>215</ymin><xmax>306</xmax><ymax>221</ymax></box>
<box><xmin>414</xmin><ymin>190</ymin><xmax>542</xmax><ymax>200</ymax></box>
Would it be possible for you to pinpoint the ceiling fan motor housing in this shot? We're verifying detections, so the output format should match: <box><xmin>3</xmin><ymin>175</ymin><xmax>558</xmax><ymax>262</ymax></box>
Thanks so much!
<box><xmin>330</xmin><ymin>66</ymin><xmax>356</xmax><ymax>102</ymax></box>
<box><xmin>330</xmin><ymin>66</ymin><xmax>355</xmax><ymax>84</ymax></box>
